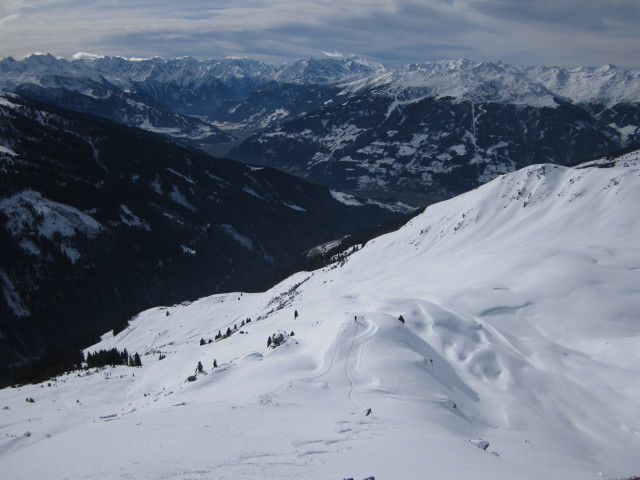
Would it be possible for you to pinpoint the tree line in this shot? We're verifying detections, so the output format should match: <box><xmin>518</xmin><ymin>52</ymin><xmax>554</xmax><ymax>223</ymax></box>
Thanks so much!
<box><xmin>0</xmin><ymin>346</ymin><xmax>141</xmax><ymax>389</ymax></box>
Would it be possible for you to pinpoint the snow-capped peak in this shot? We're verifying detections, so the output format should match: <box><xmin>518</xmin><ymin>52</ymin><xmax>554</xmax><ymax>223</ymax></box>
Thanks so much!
<box><xmin>340</xmin><ymin>58</ymin><xmax>640</xmax><ymax>107</ymax></box>
<box><xmin>1</xmin><ymin>54</ymin><xmax>638</xmax><ymax>107</ymax></box>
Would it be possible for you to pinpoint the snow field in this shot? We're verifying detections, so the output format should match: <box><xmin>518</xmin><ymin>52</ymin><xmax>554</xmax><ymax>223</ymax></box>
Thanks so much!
<box><xmin>2</xmin><ymin>156</ymin><xmax>640</xmax><ymax>479</ymax></box>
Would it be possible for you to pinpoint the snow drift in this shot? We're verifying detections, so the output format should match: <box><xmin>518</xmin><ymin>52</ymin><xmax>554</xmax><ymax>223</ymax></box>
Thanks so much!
<box><xmin>2</xmin><ymin>152</ymin><xmax>640</xmax><ymax>480</ymax></box>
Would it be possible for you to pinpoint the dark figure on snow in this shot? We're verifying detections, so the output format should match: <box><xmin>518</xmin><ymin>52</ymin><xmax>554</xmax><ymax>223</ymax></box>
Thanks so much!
<box><xmin>365</xmin><ymin>408</ymin><xmax>372</xmax><ymax>416</ymax></box>
<box><xmin>294</xmin><ymin>310</ymin><xmax>299</xmax><ymax>319</ymax></box>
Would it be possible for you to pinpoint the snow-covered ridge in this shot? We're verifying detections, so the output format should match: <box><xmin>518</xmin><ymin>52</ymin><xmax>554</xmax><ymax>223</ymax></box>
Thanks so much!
<box><xmin>0</xmin><ymin>190</ymin><xmax>102</xmax><ymax>268</ymax></box>
<box><xmin>1</xmin><ymin>53</ymin><xmax>638</xmax><ymax>107</ymax></box>
<box><xmin>2</xmin><ymin>153</ymin><xmax>639</xmax><ymax>479</ymax></box>
<box><xmin>0</xmin><ymin>53</ymin><xmax>381</xmax><ymax>91</ymax></box>
<box><xmin>0</xmin><ymin>190</ymin><xmax>102</xmax><ymax>242</ymax></box>
<box><xmin>342</xmin><ymin>59</ymin><xmax>640</xmax><ymax>107</ymax></box>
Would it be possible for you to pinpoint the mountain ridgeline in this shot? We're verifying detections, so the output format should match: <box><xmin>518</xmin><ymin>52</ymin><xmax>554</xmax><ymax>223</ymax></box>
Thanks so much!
<box><xmin>2</xmin><ymin>152</ymin><xmax>638</xmax><ymax>479</ymax></box>
<box><xmin>1</xmin><ymin>54</ymin><xmax>639</xmax><ymax>203</ymax></box>
<box><xmin>0</xmin><ymin>94</ymin><xmax>399</xmax><ymax>368</ymax></box>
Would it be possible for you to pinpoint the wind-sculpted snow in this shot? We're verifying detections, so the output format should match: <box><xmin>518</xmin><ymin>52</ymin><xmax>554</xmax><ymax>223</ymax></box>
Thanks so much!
<box><xmin>2</xmin><ymin>155</ymin><xmax>640</xmax><ymax>479</ymax></box>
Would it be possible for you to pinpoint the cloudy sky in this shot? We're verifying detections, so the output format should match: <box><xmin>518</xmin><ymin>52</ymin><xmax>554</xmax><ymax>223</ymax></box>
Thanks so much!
<box><xmin>0</xmin><ymin>0</ymin><xmax>638</xmax><ymax>67</ymax></box>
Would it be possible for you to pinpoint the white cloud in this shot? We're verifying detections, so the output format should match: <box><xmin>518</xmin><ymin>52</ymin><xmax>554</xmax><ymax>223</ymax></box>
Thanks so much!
<box><xmin>71</xmin><ymin>52</ymin><xmax>104</xmax><ymax>60</ymax></box>
<box><xmin>0</xmin><ymin>13</ymin><xmax>20</xmax><ymax>24</ymax></box>
<box><xmin>322</xmin><ymin>51</ymin><xmax>346</xmax><ymax>59</ymax></box>
<box><xmin>0</xmin><ymin>0</ymin><xmax>638</xmax><ymax>67</ymax></box>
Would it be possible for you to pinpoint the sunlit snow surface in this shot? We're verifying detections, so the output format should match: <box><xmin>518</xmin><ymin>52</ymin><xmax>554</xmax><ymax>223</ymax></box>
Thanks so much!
<box><xmin>2</xmin><ymin>155</ymin><xmax>640</xmax><ymax>480</ymax></box>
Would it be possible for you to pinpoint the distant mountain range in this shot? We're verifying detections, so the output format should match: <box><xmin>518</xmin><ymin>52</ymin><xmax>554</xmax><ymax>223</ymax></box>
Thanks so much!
<box><xmin>0</xmin><ymin>93</ymin><xmax>401</xmax><ymax>368</ymax></box>
<box><xmin>1</xmin><ymin>53</ymin><xmax>639</xmax><ymax>365</ymax></box>
<box><xmin>228</xmin><ymin>59</ymin><xmax>640</xmax><ymax>202</ymax></box>
<box><xmin>2</xmin><ymin>54</ymin><xmax>639</xmax><ymax>203</ymax></box>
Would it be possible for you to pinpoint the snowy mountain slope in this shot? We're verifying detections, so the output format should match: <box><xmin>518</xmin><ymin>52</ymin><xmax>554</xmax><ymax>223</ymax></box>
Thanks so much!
<box><xmin>0</xmin><ymin>93</ymin><xmax>400</xmax><ymax>367</ymax></box>
<box><xmin>0</xmin><ymin>54</ymin><xmax>380</xmax><ymax>111</ymax></box>
<box><xmin>231</xmin><ymin>89</ymin><xmax>636</xmax><ymax>201</ymax></box>
<box><xmin>2</xmin><ymin>54</ymin><xmax>639</xmax><ymax>201</ymax></box>
<box><xmin>215</xmin><ymin>62</ymin><xmax>640</xmax><ymax>204</ymax></box>
<box><xmin>2</xmin><ymin>153</ymin><xmax>639</xmax><ymax>479</ymax></box>
<box><xmin>1</xmin><ymin>66</ymin><xmax>232</xmax><ymax>147</ymax></box>
<box><xmin>339</xmin><ymin>59</ymin><xmax>640</xmax><ymax>107</ymax></box>
<box><xmin>0</xmin><ymin>54</ymin><xmax>382</xmax><ymax>148</ymax></box>
<box><xmin>3</xmin><ymin>54</ymin><xmax>639</xmax><ymax>134</ymax></box>
<box><xmin>3</xmin><ymin>54</ymin><xmax>637</xmax><ymax>110</ymax></box>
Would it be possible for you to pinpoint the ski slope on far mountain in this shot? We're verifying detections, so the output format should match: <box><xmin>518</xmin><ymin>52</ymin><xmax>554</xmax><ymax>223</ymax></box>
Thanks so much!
<box><xmin>2</xmin><ymin>153</ymin><xmax>640</xmax><ymax>480</ymax></box>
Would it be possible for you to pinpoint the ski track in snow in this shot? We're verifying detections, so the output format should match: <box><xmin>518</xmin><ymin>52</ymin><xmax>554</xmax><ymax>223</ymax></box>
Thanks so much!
<box><xmin>2</xmin><ymin>155</ymin><xmax>640</xmax><ymax>479</ymax></box>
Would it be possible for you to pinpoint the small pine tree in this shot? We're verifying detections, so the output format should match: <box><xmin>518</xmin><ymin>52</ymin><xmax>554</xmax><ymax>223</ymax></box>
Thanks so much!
<box><xmin>197</xmin><ymin>361</ymin><xmax>203</xmax><ymax>373</ymax></box>
<box><xmin>267</xmin><ymin>336</ymin><xmax>272</xmax><ymax>348</ymax></box>
<box><xmin>226</xmin><ymin>327</ymin><xmax>231</xmax><ymax>337</ymax></box>
<box><xmin>200</xmin><ymin>338</ymin><xmax>205</xmax><ymax>346</ymax></box>
<box><xmin>213</xmin><ymin>359</ymin><xmax>218</xmax><ymax>368</ymax></box>
<box><xmin>133</xmin><ymin>353</ymin><xmax>142</xmax><ymax>367</ymax></box>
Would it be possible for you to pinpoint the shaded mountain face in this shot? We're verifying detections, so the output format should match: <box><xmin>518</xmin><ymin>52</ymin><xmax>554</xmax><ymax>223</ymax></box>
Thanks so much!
<box><xmin>11</xmin><ymin>80</ymin><xmax>233</xmax><ymax>149</ymax></box>
<box><xmin>0</xmin><ymin>54</ymin><xmax>382</xmax><ymax>145</ymax></box>
<box><xmin>230</xmin><ymin>91</ymin><xmax>637</xmax><ymax>201</ymax></box>
<box><xmin>225</xmin><ymin>60</ymin><xmax>640</xmax><ymax>201</ymax></box>
<box><xmin>2</xmin><ymin>54</ymin><xmax>639</xmax><ymax>203</ymax></box>
<box><xmin>0</xmin><ymin>94</ymin><xmax>400</xmax><ymax>367</ymax></box>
